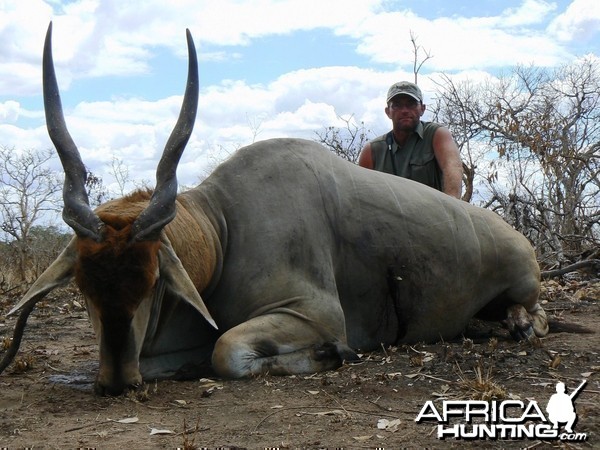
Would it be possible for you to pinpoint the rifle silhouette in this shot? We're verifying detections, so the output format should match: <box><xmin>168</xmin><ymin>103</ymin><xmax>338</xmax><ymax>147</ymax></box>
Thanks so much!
<box><xmin>569</xmin><ymin>379</ymin><xmax>587</xmax><ymax>400</ymax></box>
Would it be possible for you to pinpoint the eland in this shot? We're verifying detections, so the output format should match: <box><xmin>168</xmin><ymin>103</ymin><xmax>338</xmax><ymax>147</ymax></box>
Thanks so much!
<box><xmin>0</xmin><ymin>24</ymin><xmax>548</xmax><ymax>395</ymax></box>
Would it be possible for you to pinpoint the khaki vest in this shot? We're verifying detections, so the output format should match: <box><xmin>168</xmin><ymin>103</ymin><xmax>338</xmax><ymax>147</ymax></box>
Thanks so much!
<box><xmin>370</xmin><ymin>121</ymin><xmax>442</xmax><ymax>191</ymax></box>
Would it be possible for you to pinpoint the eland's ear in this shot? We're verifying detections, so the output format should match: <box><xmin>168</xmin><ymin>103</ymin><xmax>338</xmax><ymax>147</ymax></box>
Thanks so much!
<box><xmin>8</xmin><ymin>237</ymin><xmax>78</xmax><ymax>316</ymax></box>
<box><xmin>158</xmin><ymin>235</ymin><xmax>218</xmax><ymax>330</ymax></box>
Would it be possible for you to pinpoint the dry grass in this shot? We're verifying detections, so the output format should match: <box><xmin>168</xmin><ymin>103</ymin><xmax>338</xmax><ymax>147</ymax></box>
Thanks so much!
<box><xmin>456</xmin><ymin>358</ymin><xmax>507</xmax><ymax>401</ymax></box>
<box><xmin>180</xmin><ymin>418</ymin><xmax>204</xmax><ymax>450</ymax></box>
<box><xmin>12</xmin><ymin>354</ymin><xmax>36</xmax><ymax>374</ymax></box>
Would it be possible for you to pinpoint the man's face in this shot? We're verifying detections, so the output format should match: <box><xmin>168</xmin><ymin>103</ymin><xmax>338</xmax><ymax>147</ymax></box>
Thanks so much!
<box><xmin>385</xmin><ymin>94</ymin><xmax>425</xmax><ymax>132</ymax></box>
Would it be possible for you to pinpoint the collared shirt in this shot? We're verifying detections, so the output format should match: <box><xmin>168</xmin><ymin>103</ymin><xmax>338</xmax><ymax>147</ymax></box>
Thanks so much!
<box><xmin>369</xmin><ymin>121</ymin><xmax>443</xmax><ymax>191</ymax></box>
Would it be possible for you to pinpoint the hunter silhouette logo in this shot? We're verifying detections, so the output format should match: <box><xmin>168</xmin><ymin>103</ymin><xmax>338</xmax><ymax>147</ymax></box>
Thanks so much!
<box><xmin>415</xmin><ymin>379</ymin><xmax>588</xmax><ymax>441</ymax></box>
<box><xmin>546</xmin><ymin>380</ymin><xmax>586</xmax><ymax>433</ymax></box>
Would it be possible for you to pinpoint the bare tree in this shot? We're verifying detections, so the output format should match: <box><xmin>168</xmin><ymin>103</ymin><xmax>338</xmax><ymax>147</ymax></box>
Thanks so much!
<box><xmin>430</xmin><ymin>57</ymin><xmax>600</xmax><ymax>264</ymax></box>
<box><xmin>409</xmin><ymin>30</ymin><xmax>433</xmax><ymax>84</ymax></box>
<box><xmin>246</xmin><ymin>113</ymin><xmax>265</xmax><ymax>144</ymax></box>
<box><xmin>200</xmin><ymin>114</ymin><xmax>267</xmax><ymax>182</ymax></box>
<box><xmin>429</xmin><ymin>76</ymin><xmax>486</xmax><ymax>202</ymax></box>
<box><xmin>110</xmin><ymin>156</ymin><xmax>130</xmax><ymax>197</ymax></box>
<box><xmin>315</xmin><ymin>115</ymin><xmax>372</xmax><ymax>164</ymax></box>
<box><xmin>85</xmin><ymin>169</ymin><xmax>110</xmax><ymax>208</ymax></box>
<box><xmin>0</xmin><ymin>146</ymin><xmax>61</xmax><ymax>282</ymax></box>
<box><xmin>27</xmin><ymin>225</ymin><xmax>72</xmax><ymax>280</ymax></box>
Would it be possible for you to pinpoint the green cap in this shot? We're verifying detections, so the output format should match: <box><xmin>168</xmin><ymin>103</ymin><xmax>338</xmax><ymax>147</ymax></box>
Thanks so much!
<box><xmin>386</xmin><ymin>81</ymin><xmax>423</xmax><ymax>103</ymax></box>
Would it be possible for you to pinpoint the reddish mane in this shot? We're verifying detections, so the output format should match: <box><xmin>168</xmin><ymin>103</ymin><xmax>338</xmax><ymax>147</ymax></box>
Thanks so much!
<box><xmin>74</xmin><ymin>190</ymin><xmax>161</xmax><ymax>320</ymax></box>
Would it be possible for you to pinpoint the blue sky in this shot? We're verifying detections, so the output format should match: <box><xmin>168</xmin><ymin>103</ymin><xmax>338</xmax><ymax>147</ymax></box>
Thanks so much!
<box><xmin>0</xmin><ymin>0</ymin><xmax>598</xmax><ymax>192</ymax></box>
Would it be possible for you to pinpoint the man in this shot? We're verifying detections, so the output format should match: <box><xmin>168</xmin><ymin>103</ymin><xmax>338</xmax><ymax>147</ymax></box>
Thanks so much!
<box><xmin>359</xmin><ymin>81</ymin><xmax>463</xmax><ymax>199</ymax></box>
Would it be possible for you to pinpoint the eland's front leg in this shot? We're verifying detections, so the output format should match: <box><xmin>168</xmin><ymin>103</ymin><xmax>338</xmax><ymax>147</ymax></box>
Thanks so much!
<box><xmin>211</xmin><ymin>313</ymin><xmax>358</xmax><ymax>378</ymax></box>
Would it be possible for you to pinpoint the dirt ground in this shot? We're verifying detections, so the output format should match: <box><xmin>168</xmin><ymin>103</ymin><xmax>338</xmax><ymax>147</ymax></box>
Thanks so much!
<box><xmin>0</xmin><ymin>277</ymin><xmax>598</xmax><ymax>449</ymax></box>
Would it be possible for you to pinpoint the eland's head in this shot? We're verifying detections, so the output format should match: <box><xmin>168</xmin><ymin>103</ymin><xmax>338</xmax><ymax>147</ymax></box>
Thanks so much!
<box><xmin>4</xmin><ymin>23</ymin><xmax>216</xmax><ymax>395</ymax></box>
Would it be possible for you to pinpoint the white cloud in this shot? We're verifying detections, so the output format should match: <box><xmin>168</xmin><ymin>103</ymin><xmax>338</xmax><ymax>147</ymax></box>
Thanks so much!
<box><xmin>56</xmin><ymin>95</ymin><xmax>192</xmax><ymax>183</ymax></box>
<box><xmin>0</xmin><ymin>0</ymin><xmax>586</xmax><ymax>96</ymax></box>
<box><xmin>0</xmin><ymin>0</ymin><xmax>597</xmax><ymax>197</ymax></box>
<box><xmin>0</xmin><ymin>101</ymin><xmax>20</xmax><ymax>123</ymax></box>
<box><xmin>498</xmin><ymin>0</ymin><xmax>556</xmax><ymax>27</ymax></box>
<box><xmin>352</xmin><ymin>2</ymin><xmax>571</xmax><ymax>71</ymax></box>
<box><xmin>0</xmin><ymin>123</ymin><xmax>49</xmax><ymax>152</ymax></box>
<box><xmin>1</xmin><ymin>0</ymin><xmax>380</xmax><ymax>85</ymax></box>
<box><xmin>548</xmin><ymin>0</ymin><xmax>600</xmax><ymax>42</ymax></box>
<box><xmin>193</xmin><ymin>65</ymin><xmax>400</xmax><ymax>149</ymax></box>
<box><xmin>263</xmin><ymin>101</ymin><xmax>340</xmax><ymax>136</ymax></box>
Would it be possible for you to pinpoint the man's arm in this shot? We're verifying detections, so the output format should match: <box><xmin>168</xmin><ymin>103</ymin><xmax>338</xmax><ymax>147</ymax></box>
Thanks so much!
<box><xmin>358</xmin><ymin>143</ymin><xmax>374</xmax><ymax>169</ymax></box>
<box><xmin>433</xmin><ymin>127</ymin><xmax>463</xmax><ymax>199</ymax></box>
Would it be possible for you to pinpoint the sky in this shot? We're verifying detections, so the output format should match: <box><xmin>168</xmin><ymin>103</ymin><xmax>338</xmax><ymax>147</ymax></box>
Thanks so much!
<box><xmin>0</xmin><ymin>0</ymin><xmax>599</xmax><ymax>193</ymax></box>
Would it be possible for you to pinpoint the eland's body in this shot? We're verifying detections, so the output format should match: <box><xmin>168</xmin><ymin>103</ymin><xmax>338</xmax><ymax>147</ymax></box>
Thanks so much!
<box><xmin>1</xmin><ymin>24</ymin><xmax>548</xmax><ymax>395</ymax></box>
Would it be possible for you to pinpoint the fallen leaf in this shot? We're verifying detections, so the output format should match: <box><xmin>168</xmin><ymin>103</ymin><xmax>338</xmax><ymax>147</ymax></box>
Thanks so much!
<box><xmin>312</xmin><ymin>409</ymin><xmax>344</xmax><ymax>416</ymax></box>
<box><xmin>307</xmin><ymin>390</ymin><xmax>320</xmax><ymax>395</ymax></box>
<box><xmin>550</xmin><ymin>354</ymin><xmax>561</xmax><ymax>369</ymax></box>
<box><xmin>201</xmin><ymin>386</ymin><xmax>217</xmax><ymax>398</ymax></box>
<box><xmin>173</xmin><ymin>400</ymin><xmax>187</xmax><ymax>406</ymax></box>
<box><xmin>198</xmin><ymin>378</ymin><xmax>223</xmax><ymax>389</ymax></box>
<box><xmin>116</xmin><ymin>417</ymin><xmax>139</xmax><ymax>424</ymax></box>
<box><xmin>581</xmin><ymin>372</ymin><xmax>592</xmax><ymax>378</ymax></box>
<box><xmin>298</xmin><ymin>410</ymin><xmax>345</xmax><ymax>417</ymax></box>
<box><xmin>531</xmin><ymin>382</ymin><xmax>553</xmax><ymax>388</ymax></box>
<box><xmin>353</xmin><ymin>435</ymin><xmax>372</xmax><ymax>442</ymax></box>
<box><xmin>377</xmin><ymin>418</ymin><xmax>401</xmax><ymax>431</ymax></box>
<box><xmin>149</xmin><ymin>428</ymin><xmax>175</xmax><ymax>435</ymax></box>
<box><xmin>432</xmin><ymin>384</ymin><xmax>450</xmax><ymax>397</ymax></box>
<box><xmin>377</xmin><ymin>419</ymin><xmax>389</xmax><ymax>429</ymax></box>
<box><xmin>422</xmin><ymin>352</ymin><xmax>435</xmax><ymax>363</ymax></box>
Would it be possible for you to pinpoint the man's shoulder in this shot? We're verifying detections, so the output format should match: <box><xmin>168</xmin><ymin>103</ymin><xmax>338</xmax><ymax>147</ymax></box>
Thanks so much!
<box><xmin>422</xmin><ymin>121</ymin><xmax>443</xmax><ymax>131</ymax></box>
<box><xmin>370</xmin><ymin>132</ymin><xmax>390</xmax><ymax>144</ymax></box>
<box><xmin>421</xmin><ymin>121</ymin><xmax>444</xmax><ymax>139</ymax></box>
